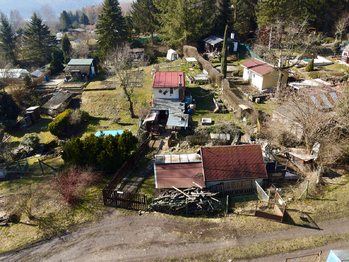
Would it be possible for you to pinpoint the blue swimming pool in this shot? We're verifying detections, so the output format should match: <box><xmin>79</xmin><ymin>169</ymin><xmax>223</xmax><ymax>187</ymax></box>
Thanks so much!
<box><xmin>95</xmin><ymin>130</ymin><xmax>128</xmax><ymax>137</ymax></box>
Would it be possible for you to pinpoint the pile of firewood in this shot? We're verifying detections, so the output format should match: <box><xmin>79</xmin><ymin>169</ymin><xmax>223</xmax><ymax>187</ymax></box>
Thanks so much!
<box><xmin>149</xmin><ymin>186</ymin><xmax>222</xmax><ymax>216</ymax></box>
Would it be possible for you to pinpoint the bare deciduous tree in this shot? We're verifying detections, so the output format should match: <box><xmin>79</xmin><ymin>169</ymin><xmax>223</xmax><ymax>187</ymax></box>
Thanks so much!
<box><xmin>334</xmin><ymin>12</ymin><xmax>349</xmax><ymax>42</ymax></box>
<box><xmin>109</xmin><ymin>43</ymin><xmax>146</xmax><ymax>118</ymax></box>
<box><xmin>290</xmin><ymin>92</ymin><xmax>349</xmax><ymax>163</ymax></box>
<box><xmin>255</xmin><ymin>19</ymin><xmax>317</xmax><ymax>99</ymax></box>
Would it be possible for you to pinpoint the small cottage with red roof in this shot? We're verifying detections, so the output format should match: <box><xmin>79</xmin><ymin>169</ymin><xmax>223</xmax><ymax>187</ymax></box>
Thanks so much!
<box><xmin>241</xmin><ymin>58</ymin><xmax>288</xmax><ymax>91</ymax></box>
<box><xmin>152</xmin><ymin>71</ymin><xmax>185</xmax><ymax>100</ymax></box>
<box><xmin>200</xmin><ymin>144</ymin><xmax>268</xmax><ymax>196</ymax></box>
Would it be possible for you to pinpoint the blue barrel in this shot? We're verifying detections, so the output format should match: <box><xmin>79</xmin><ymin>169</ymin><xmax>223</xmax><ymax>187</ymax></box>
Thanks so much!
<box><xmin>90</xmin><ymin>73</ymin><xmax>93</xmax><ymax>78</ymax></box>
<box><xmin>45</xmin><ymin>75</ymin><xmax>49</xmax><ymax>81</ymax></box>
<box><xmin>188</xmin><ymin>109</ymin><xmax>192</xmax><ymax>115</ymax></box>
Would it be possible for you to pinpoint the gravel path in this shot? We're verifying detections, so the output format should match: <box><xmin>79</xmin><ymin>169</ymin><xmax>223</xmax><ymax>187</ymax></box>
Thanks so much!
<box><xmin>1</xmin><ymin>208</ymin><xmax>349</xmax><ymax>262</ymax></box>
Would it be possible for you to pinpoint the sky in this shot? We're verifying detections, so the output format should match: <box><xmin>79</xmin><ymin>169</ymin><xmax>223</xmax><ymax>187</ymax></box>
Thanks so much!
<box><xmin>0</xmin><ymin>0</ymin><xmax>127</xmax><ymax>19</ymax></box>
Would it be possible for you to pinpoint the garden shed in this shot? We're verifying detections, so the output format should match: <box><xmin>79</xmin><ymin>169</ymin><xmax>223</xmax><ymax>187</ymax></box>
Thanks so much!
<box><xmin>0</xmin><ymin>69</ymin><xmax>29</xmax><ymax>80</ymax></box>
<box><xmin>64</xmin><ymin>58</ymin><xmax>96</xmax><ymax>81</ymax></box>
<box><xmin>166</xmin><ymin>49</ymin><xmax>178</xmax><ymax>61</ymax></box>
<box><xmin>42</xmin><ymin>91</ymin><xmax>73</xmax><ymax>116</ymax></box>
<box><xmin>241</xmin><ymin>58</ymin><xmax>288</xmax><ymax>91</ymax></box>
<box><xmin>200</xmin><ymin>144</ymin><xmax>268</xmax><ymax>196</ymax></box>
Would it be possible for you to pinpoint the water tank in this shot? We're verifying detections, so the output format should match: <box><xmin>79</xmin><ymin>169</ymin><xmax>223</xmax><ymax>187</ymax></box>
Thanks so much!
<box><xmin>188</xmin><ymin>109</ymin><xmax>193</xmax><ymax>115</ymax></box>
<box><xmin>44</xmin><ymin>75</ymin><xmax>49</xmax><ymax>82</ymax></box>
<box><xmin>255</xmin><ymin>98</ymin><xmax>261</xmax><ymax>103</ymax></box>
<box><xmin>189</xmin><ymin>104</ymin><xmax>196</xmax><ymax>110</ymax></box>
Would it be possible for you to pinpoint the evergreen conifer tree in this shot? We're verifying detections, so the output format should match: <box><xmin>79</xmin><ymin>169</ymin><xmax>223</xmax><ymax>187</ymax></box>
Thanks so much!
<box><xmin>214</xmin><ymin>0</ymin><xmax>233</xmax><ymax>36</ymax></box>
<box><xmin>131</xmin><ymin>0</ymin><xmax>159</xmax><ymax>43</ymax></box>
<box><xmin>49</xmin><ymin>53</ymin><xmax>64</xmax><ymax>74</ymax></box>
<box><xmin>154</xmin><ymin>0</ymin><xmax>215</xmax><ymax>47</ymax></box>
<box><xmin>79</xmin><ymin>13</ymin><xmax>89</xmax><ymax>25</ymax></box>
<box><xmin>23</xmin><ymin>13</ymin><xmax>55</xmax><ymax>65</ymax></box>
<box><xmin>96</xmin><ymin>0</ymin><xmax>126</xmax><ymax>61</ymax></box>
<box><xmin>221</xmin><ymin>25</ymin><xmax>228</xmax><ymax>78</ymax></box>
<box><xmin>0</xmin><ymin>13</ymin><xmax>16</xmax><ymax>63</ymax></box>
<box><xmin>61</xmin><ymin>34</ymin><xmax>72</xmax><ymax>64</ymax></box>
<box><xmin>60</xmin><ymin>10</ymin><xmax>72</xmax><ymax>30</ymax></box>
<box><xmin>305</xmin><ymin>58</ymin><xmax>314</xmax><ymax>72</ymax></box>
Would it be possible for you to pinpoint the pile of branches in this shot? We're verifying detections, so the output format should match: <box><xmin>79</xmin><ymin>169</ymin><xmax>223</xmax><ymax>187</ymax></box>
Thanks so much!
<box><xmin>149</xmin><ymin>186</ymin><xmax>222</xmax><ymax>216</ymax></box>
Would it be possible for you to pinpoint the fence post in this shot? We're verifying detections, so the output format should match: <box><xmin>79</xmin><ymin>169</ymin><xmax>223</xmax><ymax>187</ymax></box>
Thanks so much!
<box><xmin>186</xmin><ymin>198</ymin><xmax>188</xmax><ymax>216</ymax></box>
<box><xmin>145</xmin><ymin>195</ymin><xmax>148</xmax><ymax>212</ymax></box>
<box><xmin>226</xmin><ymin>195</ymin><xmax>229</xmax><ymax>214</ymax></box>
<box><xmin>305</xmin><ymin>180</ymin><xmax>309</xmax><ymax>199</ymax></box>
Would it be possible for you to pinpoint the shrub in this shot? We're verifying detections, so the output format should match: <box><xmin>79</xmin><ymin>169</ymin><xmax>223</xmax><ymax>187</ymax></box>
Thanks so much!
<box><xmin>322</xmin><ymin>37</ymin><xmax>334</xmax><ymax>43</ymax></box>
<box><xmin>9</xmin><ymin>210</ymin><xmax>21</xmax><ymax>223</ymax></box>
<box><xmin>62</xmin><ymin>130</ymin><xmax>138</xmax><ymax>170</ymax></box>
<box><xmin>20</xmin><ymin>133</ymin><xmax>40</xmax><ymax>153</ymax></box>
<box><xmin>48</xmin><ymin>109</ymin><xmax>73</xmax><ymax>137</ymax></box>
<box><xmin>305</xmin><ymin>58</ymin><xmax>314</xmax><ymax>72</ymax></box>
<box><xmin>48</xmin><ymin>109</ymin><xmax>89</xmax><ymax>138</ymax></box>
<box><xmin>188</xmin><ymin>133</ymin><xmax>210</xmax><ymax>146</ymax></box>
<box><xmin>50</xmin><ymin>167</ymin><xmax>101</xmax><ymax>206</ymax></box>
<box><xmin>309</xmin><ymin>71</ymin><xmax>319</xmax><ymax>79</ymax></box>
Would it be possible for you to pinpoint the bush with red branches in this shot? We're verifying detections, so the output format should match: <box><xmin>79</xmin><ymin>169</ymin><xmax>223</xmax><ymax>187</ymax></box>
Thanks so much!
<box><xmin>50</xmin><ymin>167</ymin><xmax>101</xmax><ymax>206</ymax></box>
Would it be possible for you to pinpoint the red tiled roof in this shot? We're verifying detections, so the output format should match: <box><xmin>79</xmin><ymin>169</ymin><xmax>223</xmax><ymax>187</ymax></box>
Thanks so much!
<box><xmin>241</xmin><ymin>59</ymin><xmax>274</xmax><ymax>76</ymax></box>
<box><xmin>155</xmin><ymin>162</ymin><xmax>205</xmax><ymax>189</ymax></box>
<box><xmin>201</xmin><ymin>145</ymin><xmax>267</xmax><ymax>182</ymax></box>
<box><xmin>152</xmin><ymin>71</ymin><xmax>185</xmax><ymax>88</ymax></box>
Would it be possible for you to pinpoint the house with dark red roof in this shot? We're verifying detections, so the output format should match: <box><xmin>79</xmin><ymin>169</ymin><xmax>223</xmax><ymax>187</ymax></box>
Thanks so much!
<box><xmin>152</xmin><ymin>71</ymin><xmax>185</xmax><ymax>100</ymax></box>
<box><xmin>241</xmin><ymin>58</ymin><xmax>288</xmax><ymax>91</ymax></box>
<box><xmin>153</xmin><ymin>145</ymin><xmax>268</xmax><ymax>197</ymax></box>
<box><xmin>200</xmin><ymin>144</ymin><xmax>268</xmax><ymax>196</ymax></box>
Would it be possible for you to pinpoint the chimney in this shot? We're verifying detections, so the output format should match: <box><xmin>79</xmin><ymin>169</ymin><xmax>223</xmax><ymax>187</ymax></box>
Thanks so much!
<box><xmin>231</xmin><ymin>33</ymin><xmax>235</xmax><ymax>39</ymax></box>
<box><xmin>179</xmin><ymin>73</ymin><xmax>182</xmax><ymax>88</ymax></box>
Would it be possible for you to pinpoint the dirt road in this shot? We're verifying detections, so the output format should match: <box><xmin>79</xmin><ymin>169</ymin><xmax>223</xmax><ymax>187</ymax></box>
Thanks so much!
<box><xmin>1</xmin><ymin>208</ymin><xmax>349</xmax><ymax>262</ymax></box>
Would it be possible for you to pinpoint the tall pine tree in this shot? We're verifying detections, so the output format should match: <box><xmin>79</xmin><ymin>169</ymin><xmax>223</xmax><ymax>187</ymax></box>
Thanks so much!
<box><xmin>154</xmin><ymin>0</ymin><xmax>215</xmax><ymax>48</ymax></box>
<box><xmin>0</xmin><ymin>13</ymin><xmax>16</xmax><ymax>64</ymax></box>
<box><xmin>61</xmin><ymin>34</ymin><xmax>72</xmax><ymax>64</ymax></box>
<box><xmin>214</xmin><ymin>0</ymin><xmax>233</xmax><ymax>36</ymax></box>
<box><xmin>131</xmin><ymin>0</ymin><xmax>159</xmax><ymax>43</ymax></box>
<box><xmin>221</xmin><ymin>25</ymin><xmax>228</xmax><ymax>78</ymax></box>
<box><xmin>23</xmin><ymin>13</ymin><xmax>55</xmax><ymax>65</ymax></box>
<box><xmin>79</xmin><ymin>13</ymin><xmax>89</xmax><ymax>25</ymax></box>
<box><xmin>96</xmin><ymin>0</ymin><xmax>126</xmax><ymax>61</ymax></box>
<box><xmin>60</xmin><ymin>10</ymin><xmax>72</xmax><ymax>31</ymax></box>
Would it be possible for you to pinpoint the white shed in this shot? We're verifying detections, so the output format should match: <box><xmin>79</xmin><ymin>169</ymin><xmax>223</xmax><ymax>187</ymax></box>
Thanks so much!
<box><xmin>166</xmin><ymin>49</ymin><xmax>178</xmax><ymax>61</ymax></box>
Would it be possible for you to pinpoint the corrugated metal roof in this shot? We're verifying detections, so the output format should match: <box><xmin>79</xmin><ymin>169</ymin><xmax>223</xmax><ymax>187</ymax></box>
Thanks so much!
<box><xmin>203</xmin><ymin>35</ymin><xmax>223</xmax><ymax>46</ymax></box>
<box><xmin>42</xmin><ymin>92</ymin><xmax>73</xmax><ymax>109</ymax></box>
<box><xmin>241</xmin><ymin>59</ymin><xmax>274</xmax><ymax>76</ymax></box>
<box><xmin>67</xmin><ymin>59</ymin><xmax>93</xmax><ymax>66</ymax></box>
<box><xmin>154</xmin><ymin>162</ymin><xmax>205</xmax><ymax>189</ymax></box>
<box><xmin>152</xmin><ymin>71</ymin><xmax>185</xmax><ymax>88</ymax></box>
<box><xmin>201</xmin><ymin>145</ymin><xmax>268</xmax><ymax>182</ymax></box>
<box><xmin>155</xmin><ymin>153</ymin><xmax>201</xmax><ymax>164</ymax></box>
<box><xmin>151</xmin><ymin>99</ymin><xmax>188</xmax><ymax>128</ymax></box>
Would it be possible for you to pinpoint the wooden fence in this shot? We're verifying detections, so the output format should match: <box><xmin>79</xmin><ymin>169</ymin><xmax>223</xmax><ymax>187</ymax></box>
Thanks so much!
<box><xmin>104</xmin><ymin>190</ymin><xmax>147</xmax><ymax>210</ymax></box>
<box><xmin>209</xmin><ymin>180</ymin><xmax>254</xmax><ymax>197</ymax></box>
<box><xmin>102</xmin><ymin>136</ymin><xmax>151</xmax><ymax>210</ymax></box>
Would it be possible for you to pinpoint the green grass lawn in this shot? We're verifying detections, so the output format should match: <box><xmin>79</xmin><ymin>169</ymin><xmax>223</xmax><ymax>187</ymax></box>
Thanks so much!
<box><xmin>0</xmin><ymin>156</ymin><xmax>106</xmax><ymax>254</ymax></box>
<box><xmin>10</xmin><ymin>116</ymin><xmax>56</xmax><ymax>145</ymax></box>
<box><xmin>187</xmin><ymin>84</ymin><xmax>242</xmax><ymax>128</ymax></box>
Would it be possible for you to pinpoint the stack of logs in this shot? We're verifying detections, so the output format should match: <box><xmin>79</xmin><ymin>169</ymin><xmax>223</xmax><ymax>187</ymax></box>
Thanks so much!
<box><xmin>149</xmin><ymin>186</ymin><xmax>222</xmax><ymax>216</ymax></box>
